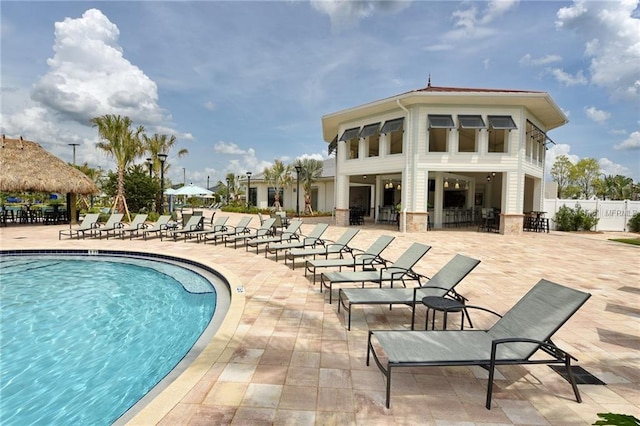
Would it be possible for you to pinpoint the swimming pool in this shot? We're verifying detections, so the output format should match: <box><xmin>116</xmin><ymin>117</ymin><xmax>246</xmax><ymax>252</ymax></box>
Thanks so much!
<box><xmin>0</xmin><ymin>250</ymin><xmax>230</xmax><ymax>426</ymax></box>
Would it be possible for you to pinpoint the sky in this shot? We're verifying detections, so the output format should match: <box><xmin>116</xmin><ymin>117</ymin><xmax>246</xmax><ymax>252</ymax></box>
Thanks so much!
<box><xmin>1</xmin><ymin>0</ymin><xmax>639</xmax><ymax>188</ymax></box>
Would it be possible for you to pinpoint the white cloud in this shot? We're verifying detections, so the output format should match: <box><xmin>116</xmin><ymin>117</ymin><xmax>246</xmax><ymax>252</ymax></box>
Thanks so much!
<box><xmin>584</xmin><ymin>106</ymin><xmax>610</xmax><ymax>124</ymax></box>
<box><xmin>555</xmin><ymin>0</ymin><xmax>640</xmax><ymax>100</ymax></box>
<box><xmin>297</xmin><ymin>153</ymin><xmax>326</xmax><ymax>162</ymax></box>
<box><xmin>443</xmin><ymin>0</ymin><xmax>518</xmax><ymax>42</ymax></box>
<box><xmin>310</xmin><ymin>0</ymin><xmax>410</xmax><ymax>28</ymax></box>
<box><xmin>599</xmin><ymin>157</ymin><xmax>633</xmax><ymax>176</ymax></box>
<box><xmin>520</xmin><ymin>53</ymin><xmax>562</xmax><ymax>66</ymax></box>
<box><xmin>30</xmin><ymin>9</ymin><xmax>168</xmax><ymax>126</ymax></box>
<box><xmin>614</xmin><ymin>131</ymin><xmax>640</xmax><ymax>150</ymax></box>
<box><xmin>548</xmin><ymin>68</ymin><xmax>588</xmax><ymax>86</ymax></box>
<box><xmin>203</xmin><ymin>101</ymin><xmax>216</xmax><ymax>111</ymax></box>
<box><xmin>213</xmin><ymin>141</ymin><xmax>247</xmax><ymax>155</ymax></box>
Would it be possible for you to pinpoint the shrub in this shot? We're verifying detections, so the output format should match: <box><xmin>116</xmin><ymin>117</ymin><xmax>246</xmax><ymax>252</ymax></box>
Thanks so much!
<box><xmin>628</xmin><ymin>212</ymin><xmax>640</xmax><ymax>233</ymax></box>
<box><xmin>554</xmin><ymin>205</ymin><xmax>599</xmax><ymax>231</ymax></box>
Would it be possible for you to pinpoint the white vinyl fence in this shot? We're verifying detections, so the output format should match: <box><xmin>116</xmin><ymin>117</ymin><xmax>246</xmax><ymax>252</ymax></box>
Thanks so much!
<box><xmin>543</xmin><ymin>199</ymin><xmax>640</xmax><ymax>232</ymax></box>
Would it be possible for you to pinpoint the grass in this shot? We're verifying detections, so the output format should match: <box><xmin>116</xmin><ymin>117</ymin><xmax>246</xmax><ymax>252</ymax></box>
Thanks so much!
<box><xmin>608</xmin><ymin>238</ymin><xmax>640</xmax><ymax>246</ymax></box>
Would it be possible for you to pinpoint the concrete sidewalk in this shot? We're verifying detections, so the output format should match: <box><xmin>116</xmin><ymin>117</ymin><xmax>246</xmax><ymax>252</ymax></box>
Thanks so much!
<box><xmin>1</xmin><ymin>212</ymin><xmax>638</xmax><ymax>425</ymax></box>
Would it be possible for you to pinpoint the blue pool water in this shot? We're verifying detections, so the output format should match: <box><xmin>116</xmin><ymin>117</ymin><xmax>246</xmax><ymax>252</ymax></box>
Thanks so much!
<box><xmin>0</xmin><ymin>253</ymin><xmax>218</xmax><ymax>425</ymax></box>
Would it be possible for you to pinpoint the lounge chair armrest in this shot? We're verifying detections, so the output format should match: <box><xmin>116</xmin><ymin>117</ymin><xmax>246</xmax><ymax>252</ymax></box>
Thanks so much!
<box><xmin>443</xmin><ymin>304</ymin><xmax>503</xmax><ymax>318</ymax></box>
<box><xmin>303</xmin><ymin>237</ymin><xmax>323</xmax><ymax>246</ymax></box>
<box><xmin>490</xmin><ymin>337</ymin><xmax>577</xmax><ymax>362</ymax></box>
<box><xmin>116</xmin><ymin>222</ymin><xmax>125</xmax><ymax>229</ymax></box>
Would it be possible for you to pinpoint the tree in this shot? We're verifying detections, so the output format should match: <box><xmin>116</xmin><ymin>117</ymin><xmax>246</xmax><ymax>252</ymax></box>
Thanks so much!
<box><xmin>263</xmin><ymin>160</ymin><xmax>292</xmax><ymax>210</ymax></box>
<box><xmin>224</xmin><ymin>172</ymin><xmax>243</xmax><ymax>205</ymax></box>
<box><xmin>143</xmin><ymin>133</ymin><xmax>188</xmax><ymax>212</ymax></box>
<box><xmin>596</xmin><ymin>174</ymin><xmax>635</xmax><ymax>200</ymax></box>
<box><xmin>92</xmin><ymin>114</ymin><xmax>144</xmax><ymax>220</ymax></box>
<box><xmin>572</xmin><ymin>158</ymin><xmax>600</xmax><ymax>199</ymax></box>
<box><xmin>103</xmin><ymin>165</ymin><xmax>158</xmax><ymax>214</ymax></box>
<box><xmin>294</xmin><ymin>158</ymin><xmax>323</xmax><ymax>215</ymax></box>
<box><xmin>73</xmin><ymin>162</ymin><xmax>104</xmax><ymax>210</ymax></box>
<box><xmin>550</xmin><ymin>155</ymin><xmax>573</xmax><ymax>198</ymax></box>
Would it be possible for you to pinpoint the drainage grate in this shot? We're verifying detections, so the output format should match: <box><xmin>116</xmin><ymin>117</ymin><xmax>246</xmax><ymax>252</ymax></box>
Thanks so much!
<box><xmin>549</xmin><ymin>365</ymin><xmax>606</xmax><ymax>385</ymax></box>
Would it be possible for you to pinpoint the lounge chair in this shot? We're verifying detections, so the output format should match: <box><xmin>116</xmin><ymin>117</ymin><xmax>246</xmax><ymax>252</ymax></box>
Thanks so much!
<box><xmin>161</xmin><ymin>215</ymin><xmax>203</xmax><ymax>241</ymax></box>
<box><xmin>203</xmin><ymin>216</ymin><xmax>252</xmax><ymax>245</ymax></box>
<box><xmin>284</xmin><ymin>228</ymin><xmax>360</xmax><ymax>270</ymax></box>
<box><xmin>264</xmin><ymin>223</ymin><xmax>329</xmax><ymax>262</ymax></box>
<box><xmin>305</xmin><ymin>235</ymin><xmax>395</xmax><ymax>285</ymax></box>
<box><xmin>367</xmin><ymin>279</ymin><xmax>591</xmax><ymax>409</ymax></box>
<box><xmin>320</xmin><ymin>243</ymin><xmax>432</xmax><ymax>304</ymax></box>
<box><xmin>246</xmin><ymin>219</ymin><xmax>303</xmax><ymax>254</ymax></box>
<box><xmin>58</xmin><ymin>213</ymin><xmax>100</xmax><ymax>240</ymax></box>
<box><xmin>96</xmin><ymin>213</ymin><xmax>125</xmax><ymax>239</ymax></box>
<box><xmin>224</xmin><ymin>217</ymin><xmax>276</xmax><ymax>249</ymax></box>
<box><xmin>338</xmin><ymin>254</ymin><xmax>481</xmax><ymax>330</ymax></box>
<box><xmin>184</xmin><ymin>216</ymin><xmax>229</xmax><ymax>242</ymax></box>
<box><xmin>134</xmin><ymin>215</ymin><xmax>172</xmax><ymax>240</ymax></box>
<box><xmin>112</xmin><ymin>214</ymin><xmax>148</xmax><ymax>240</ymax></box>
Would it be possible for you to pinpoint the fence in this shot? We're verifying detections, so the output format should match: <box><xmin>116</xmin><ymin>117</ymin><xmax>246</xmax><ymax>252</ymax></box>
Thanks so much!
<box><xmin>543</xmin><ymin>199</ymin><xmax>640</xmax><ymax>232</ymax></box>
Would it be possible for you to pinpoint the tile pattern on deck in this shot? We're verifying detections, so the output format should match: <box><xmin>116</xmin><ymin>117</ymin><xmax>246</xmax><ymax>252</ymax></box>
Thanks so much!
<box><xmin>1</xmin><ymin>212</ymin><xmax>639</xmax><ymax>425</ymax></box>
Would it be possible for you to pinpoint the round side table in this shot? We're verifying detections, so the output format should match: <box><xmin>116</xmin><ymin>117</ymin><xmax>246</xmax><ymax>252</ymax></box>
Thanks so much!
<box><xmin>422</xmin><ymin>296</ymin><xmax>466</xmax><ymax>330</ymax></box>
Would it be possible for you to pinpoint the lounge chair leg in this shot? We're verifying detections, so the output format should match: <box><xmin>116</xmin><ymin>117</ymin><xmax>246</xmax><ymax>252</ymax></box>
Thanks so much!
<box><xmin>565</xmin><ymin>357</ymin><xmax>582</xmax><ymax>403</ymax></box>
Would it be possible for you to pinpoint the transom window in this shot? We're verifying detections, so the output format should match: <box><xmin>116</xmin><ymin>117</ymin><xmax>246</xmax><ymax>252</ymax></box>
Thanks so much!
<box><xmin>428</xmin><ymin>114</ymin><xmax>455</xmax><ymax>129</ymax></box>
<box><xmin>487</xmin><ymin>115</ymin><xmax>517</xmax><ymax>130</ymax></box>
<box><xmin>458</xmin><ymin>115</ymin><xmax>485</xmax><ymax>129</ymax></box>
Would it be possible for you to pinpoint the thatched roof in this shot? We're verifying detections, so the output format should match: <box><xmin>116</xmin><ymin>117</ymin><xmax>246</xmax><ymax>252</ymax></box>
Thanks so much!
<box><xmin>0</xmin><ymin>135</ymin><xmax>99</xmax><ymax>195</ymax></box>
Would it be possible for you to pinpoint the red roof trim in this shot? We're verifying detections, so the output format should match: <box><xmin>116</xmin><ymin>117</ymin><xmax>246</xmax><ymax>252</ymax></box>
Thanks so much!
<box><xmin>405</xmin><ymin>85</ymin><xmax>545</xmax><ymax>95</ymax></box>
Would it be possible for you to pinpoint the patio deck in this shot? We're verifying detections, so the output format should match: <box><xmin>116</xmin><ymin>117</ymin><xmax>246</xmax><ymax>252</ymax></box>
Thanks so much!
<box><xmin>1</xmin><ymin>211</ymin><xmax>638</xmax><ymax>425</ymax></box>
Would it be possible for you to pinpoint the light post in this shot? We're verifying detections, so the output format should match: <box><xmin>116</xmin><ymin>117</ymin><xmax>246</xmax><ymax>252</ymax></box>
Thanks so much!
<box><xmin>207</xmin><ymin>175</ymin><xmax>210</xmax><ymax>190</ymax></box>
<box><xmin>146</xmin><ymin>158</ymin><xmax>153</xmax><ymax>179</ymax></box>
<box><xmin>295</xmin><ymin>165</ymin><xmax>302</xmax><ymax>217</ymax></box>
<box><xmin>246</xmin><ymin>172</ymin><xmax>252</xmax><ymax>209</ymax></box>
<box><xmin>226</xmin><ymin>177</ymin><xmax>231</xmax><ymax>205</ymax></box>
<box><xmin>158</xmin><ymin>153</ymin><xmax>168</xmax><ymax>214</ymax></box>
<box><xmin>68</xmin><ymin>143</ymin><xmax>80</xmax><ymax>165</ymax></box>
<box><xmin>182</xmin><ymin>167</ymin><xmax>186</xmax><ymax>186</ymax></box>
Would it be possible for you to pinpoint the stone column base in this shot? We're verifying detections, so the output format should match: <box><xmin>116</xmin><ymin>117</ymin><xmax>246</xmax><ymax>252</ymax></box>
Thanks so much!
<box><xmin>334</xmin><ymin>209</ymin><xmax>349</xmax><ymax>227</ymax></box>
<box><xmin>500</xmin><ymin>213</ymin><xmax>524</xmax><ymax>235</ymax></box>
<box><xmin>404</xmin><ymin>212</ymin><xmax>430</xmax><ymax>232</ymax></box>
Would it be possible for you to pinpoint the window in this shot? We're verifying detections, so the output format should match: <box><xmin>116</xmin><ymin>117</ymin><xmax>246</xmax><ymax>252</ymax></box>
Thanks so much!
<box><xmin>340</xmin><ymin>127</ymin><xmax>360</xmax><ymax>159</ymax></box>
<box><xmin>381</xmin><ymin>118</ymin><xmax>404</xmax><ymax>155</ymax></box>
<box><xmin>360</xmin><ymin>123</ymin><xmax>380</xmax><ymax>157</ymax></box>
<box><xmin>268</xmin><ymin>187</ymin><xmax>284</xmax><ymax>207</ymax></box>
<box><xmin>457</xmin><ymin>115</ymin><xmax>484</xmax><ymax>153</ymax></box>
<box><xmin>487</xmin><ymin>115</ymin><xmax>516</xmax><ymax>153</ymax></box>
<box><xmin>428</xmin><ymin>115</ymin><xmax>454</xmax><ymax>153</ymax></box>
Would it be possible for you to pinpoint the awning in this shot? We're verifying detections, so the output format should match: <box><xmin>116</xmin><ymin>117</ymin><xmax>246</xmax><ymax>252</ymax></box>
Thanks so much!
<box><xmin>428</xmin><ymin>114</ymin><xmax>455</xmax><ymax>129</ymax></box>
<box><xmin>488</xmin><ymin>115</ymin><xmax>517</xmax><ymax>130</ymax></box>
<box><xmin>359</xmin><ymin>122</ymin><xmax>380</xmax><ymax>138</ymax></box>
<box><xmin>339</xmin><ymin>127</ymin><xmax>360</xmax><ymax>141</ymax></box>
<box><xmin>380</xmin><ymin>118</ymin><xmax>404</xmax><ymax>134</ymax></box>
<box><xmin>458</xmin><ymin>115</ymin><xmax>486</xmax><ymax>129</ymax></box>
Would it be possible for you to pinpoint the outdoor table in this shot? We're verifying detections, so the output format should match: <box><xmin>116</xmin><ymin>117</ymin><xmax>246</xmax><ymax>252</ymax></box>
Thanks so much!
<box><xmin>421</xmin><ymin>296</ymin><xmax>466</xmax><ymax>330</ymax></box>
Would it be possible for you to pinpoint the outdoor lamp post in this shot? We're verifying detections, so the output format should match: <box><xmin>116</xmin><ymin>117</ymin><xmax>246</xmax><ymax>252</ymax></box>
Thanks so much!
<box><xmin>158</xmin><ymin>153</ymin><xmax>168</xmax><ymax>214</ymax></box>
<box><xmin>246</xmin><ymin>172</ymin><xmax>252</xmax><ymax>209</ymax></box>
<box><xmin>146</xmin><ymin>158</ymin><xmax>153</xmax><ymax>179</ymax></box>
<box><xmin>68</xmin><ymin>143</ymin><xmax>80</xmax><ymax>165</ymax></box>
<box><xmin>207</xmin><ymin>176</ymin><xmax>210</xmax><ymax>190</ymax></box>
<box><xmin>226</xmin><ymin>177</ymin><xmax>231</xmax><ymax>205</ymax></box>
<box><xmin>295</xmin><ymin>165</ymin><xmax>302</xmax><ymax>217</ymax></box>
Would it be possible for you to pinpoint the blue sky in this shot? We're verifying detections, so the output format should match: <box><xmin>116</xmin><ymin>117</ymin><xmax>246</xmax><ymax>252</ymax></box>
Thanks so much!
<box><xmin>2</xmin><ymin>0</ymin><xmax>639</xmax><ymax>187</ymax></box>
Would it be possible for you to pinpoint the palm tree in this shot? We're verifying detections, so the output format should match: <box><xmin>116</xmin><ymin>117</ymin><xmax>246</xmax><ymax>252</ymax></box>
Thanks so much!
<box><xmin>143</xmin><ymin>133</ymin><xmax>188</xmax><ymax>212</ymax></box>
<box><xmin>224</xmin><ymin>172</ymin><xmax>243</xmax><ymax>204</ymax></box>
<box><xmin>73</xmin><ymin>162</ymin><xmax>103</xmax><ymax>210</ymax></box>
<box><xmin>263</xmin><ymin>160</ymin><xmax>292</xmax><ymax>210</ymax></box>
<box><xmin>92</xmin><ymin>114</ymin><xmax>144</xmax><ymax>220</ymax></box>
<box><xmin>294</xmin><ymin>158</ymin><xmax>323</xmax><ymax>215</ymax></box>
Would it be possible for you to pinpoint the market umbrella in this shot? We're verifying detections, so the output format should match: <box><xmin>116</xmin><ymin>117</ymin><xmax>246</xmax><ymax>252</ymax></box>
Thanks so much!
<box><xmin>170</xmin><ymin>184</ymin><xmax>214</xmax><ymax>197</ymax></box>
<box><xmin>0</xmin><ymin>135</ymin><xmax>99</xmax><ymax>195</ymax></box>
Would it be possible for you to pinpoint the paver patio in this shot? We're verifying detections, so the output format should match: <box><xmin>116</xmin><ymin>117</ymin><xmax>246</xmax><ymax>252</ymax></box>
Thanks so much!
<box><xmin>1</xmin><ymin>211</ymin><xmax>638</xmax><ymax>425</ymax></box>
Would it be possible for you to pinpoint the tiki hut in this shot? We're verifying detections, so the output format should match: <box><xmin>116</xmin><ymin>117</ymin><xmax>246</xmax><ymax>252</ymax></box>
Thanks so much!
<box><xmin>0</xmin><ymin>135</ymin><xmax>99</xmax><ymax>195</ymax></box>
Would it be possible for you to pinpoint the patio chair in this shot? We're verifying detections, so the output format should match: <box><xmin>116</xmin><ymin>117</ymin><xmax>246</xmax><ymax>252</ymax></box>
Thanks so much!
<box><xmin>338</xmin><ymin>254</ymin><xmax>481</xmax><ymax>330</ymax></box>
<box><xmin>96</xmin><ymin>213</ymin><xmax>125</xmax><ymax>239</ymax></box>
<box><xmin>184</xmin><ymin>216</ymin><xmax>229</xmax><ymax>242</ymax></box>
<box><xmin>58</xmin><ymin>213</ymin><xmax>100</xmax><ymax>240</ymax></box>
<box><xmin>202</xmin><ymin>216</ymin><xmax>252</xmax><ymax>245</ymax></box>
<box><xmin>133</xmin><ymin>215</ymin><xmax>172</xmax><ymax>240</ymax></box>
<box><xmin>305</xmin><ymin>235</ymin><xmax>395</xmax><ymax>285</ymax></box>
<box><xmin>246</xmin><ymin>219</ymin><xmax>303</xmax><ymax>254</ymax></box>
<box><xmin>224</xmin><ymin>217</ymin><xmax>276</xmax><ymax>249</ymax></box>
<box><xmin>320</xmin><ymin>243</ymin><xmax>432</xmax><ymax>304</ymax></box>
<box><xmin>366</xmin><ymin>279</ymin><xmax>591</xmax><ymax>409</ymax></box>
<box><xmin>161</xmin><ymin>215</ymin><xmax>203</xmax><ymax>241</ymax></box>
<box><xmin>112</xmin><ymin>214</ymin><xmax>148</xmax><ymax>240</ymax></box>
<box><xmin>264</xmin><ymin>223</ymin><xmax>329</xmax><ymax>262</ymax></box>
<box><xmin>284</xmin><ymin>228</ymin><xmax>359</xmax><ymax>270</ymax></box>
